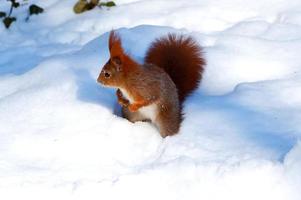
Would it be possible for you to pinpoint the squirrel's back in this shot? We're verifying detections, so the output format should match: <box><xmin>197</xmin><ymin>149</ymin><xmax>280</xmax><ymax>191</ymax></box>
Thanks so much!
<box><xmin>144</xmin><ymin>34</ymin><xmax>205</xmax><ymax>103</ymax></box>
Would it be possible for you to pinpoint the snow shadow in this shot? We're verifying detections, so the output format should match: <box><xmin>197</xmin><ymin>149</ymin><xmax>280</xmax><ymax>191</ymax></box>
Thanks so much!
<box><xmin>0</xmin><ymin>45</ymin><xmax>80</xmax><ymax>76</ymax></box>
<box><xmin>0</xmin><ymin>49</ymin><xmax>43</xmax><ymax>76</ymax></box>
<box><xmin>190</xmin><ymin>93</ymin><xmax>296</xmax><ymax>161</ymax></box>
<box><xmin>72</xmin><ymin>68</ymin><xmax>123</xmax><ymax>116</ymax></box>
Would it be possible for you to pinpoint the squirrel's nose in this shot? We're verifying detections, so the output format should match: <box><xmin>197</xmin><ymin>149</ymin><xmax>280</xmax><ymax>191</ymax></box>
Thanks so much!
<box><xmin>97</xmin><ymin>73</ymin><xmax>103</xmax><ymax>83</ymax></box>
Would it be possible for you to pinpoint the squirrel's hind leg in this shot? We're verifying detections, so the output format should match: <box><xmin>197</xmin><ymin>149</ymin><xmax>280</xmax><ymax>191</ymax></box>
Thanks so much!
<box><xmin>155</xmin><ymin>105</ymin><xmax>181</xmax><ymax>138</ymax></box>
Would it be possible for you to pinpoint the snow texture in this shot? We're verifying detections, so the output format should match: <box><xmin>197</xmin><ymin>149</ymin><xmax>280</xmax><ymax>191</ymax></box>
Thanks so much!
<box><xmin>0</xmin><ymin>0</ymin><xmax>301</xmax><ymax>199</ymax></box>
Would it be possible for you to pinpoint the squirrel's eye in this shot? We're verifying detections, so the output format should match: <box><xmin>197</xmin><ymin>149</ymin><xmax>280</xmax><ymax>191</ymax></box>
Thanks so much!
<box><xmin>104</xmin><ymin>72</ymin><xmax>111</xmax><ymax>78</ymax></box>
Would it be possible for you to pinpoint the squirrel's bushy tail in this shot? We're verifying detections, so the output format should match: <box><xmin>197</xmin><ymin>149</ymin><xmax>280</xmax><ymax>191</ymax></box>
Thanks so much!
<box><xmin>144</xmin><ymin>34</ymin><xmax>205</xmax><ymax>103</ymax></box>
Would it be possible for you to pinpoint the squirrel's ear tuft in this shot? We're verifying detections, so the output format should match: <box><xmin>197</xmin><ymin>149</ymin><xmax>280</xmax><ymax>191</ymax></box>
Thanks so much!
<box><xmin>109</xmin><ymin>30</ymin><xmax>124</xmax><ymax>58</ymax></box>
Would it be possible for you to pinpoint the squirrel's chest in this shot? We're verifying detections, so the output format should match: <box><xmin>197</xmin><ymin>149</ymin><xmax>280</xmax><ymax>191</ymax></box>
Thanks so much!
<box><xmin>139</xmin><ymin>104</ymin><xmax>158</xmax><ymax>122</ymax></box>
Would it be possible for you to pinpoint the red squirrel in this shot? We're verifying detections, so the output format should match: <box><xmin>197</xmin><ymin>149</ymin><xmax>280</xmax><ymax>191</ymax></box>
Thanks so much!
<box><xmin>97</xmin><ymin>31</ymin><xmax>205</xmax><ymax>137</ymax></box>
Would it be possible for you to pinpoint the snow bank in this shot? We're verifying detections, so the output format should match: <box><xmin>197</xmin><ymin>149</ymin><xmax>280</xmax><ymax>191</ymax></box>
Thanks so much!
<box><xmin>0</xmin><ymin>0</ymin><xmax>301</xmax><ymax>199</ymax></box>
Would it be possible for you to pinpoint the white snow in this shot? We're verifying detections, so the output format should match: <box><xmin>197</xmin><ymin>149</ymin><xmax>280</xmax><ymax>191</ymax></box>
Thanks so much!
<box><xmin>0</xmin><ymin>0</ymin><xmax>301</xmax><ymax>199</ymax></box>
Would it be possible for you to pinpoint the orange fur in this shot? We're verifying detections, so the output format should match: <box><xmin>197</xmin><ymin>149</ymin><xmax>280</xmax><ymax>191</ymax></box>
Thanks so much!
<box><xmin>109</xmin><ymin>31</ymin><xmax>140</xmax><ymax>75</ymax></box>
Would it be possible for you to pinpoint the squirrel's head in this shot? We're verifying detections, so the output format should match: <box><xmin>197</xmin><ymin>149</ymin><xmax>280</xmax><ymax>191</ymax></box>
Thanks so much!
<box><xmin>97</xmin><ymin>56</ymin><xmax>124</xmax><ymax>87</ymax></box>
<box><xmin>97</xmin><ymin>31</ymin><xmax>124</xmax><ymax>87</ymax></box>
<box><xmin>97</xmin><ymin>31</ymin><xmax>129</xmax><ymax>88</ymax></box>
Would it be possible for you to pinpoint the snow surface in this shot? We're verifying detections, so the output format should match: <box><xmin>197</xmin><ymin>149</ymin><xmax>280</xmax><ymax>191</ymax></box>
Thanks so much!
<box><xmin>0</xmin><ymin>0</ymin><xmax>301</xmax><ymax>199</ymax></box>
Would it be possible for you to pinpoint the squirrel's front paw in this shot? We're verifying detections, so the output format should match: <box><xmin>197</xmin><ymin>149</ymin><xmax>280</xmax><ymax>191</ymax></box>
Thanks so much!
<box><xmin>116</xmin><ymin>89</ymin><xmax>130</xmax><ymax>107</ymax></box>
<box><xmin>118</xmin><ymin>97</ymin><xmax>130</xmax><ymax>107</ymax></box>
<box><xmin>128</xmin><ymin>104</ymin><xmax>139</xmax><ymax>112</ymax></box>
